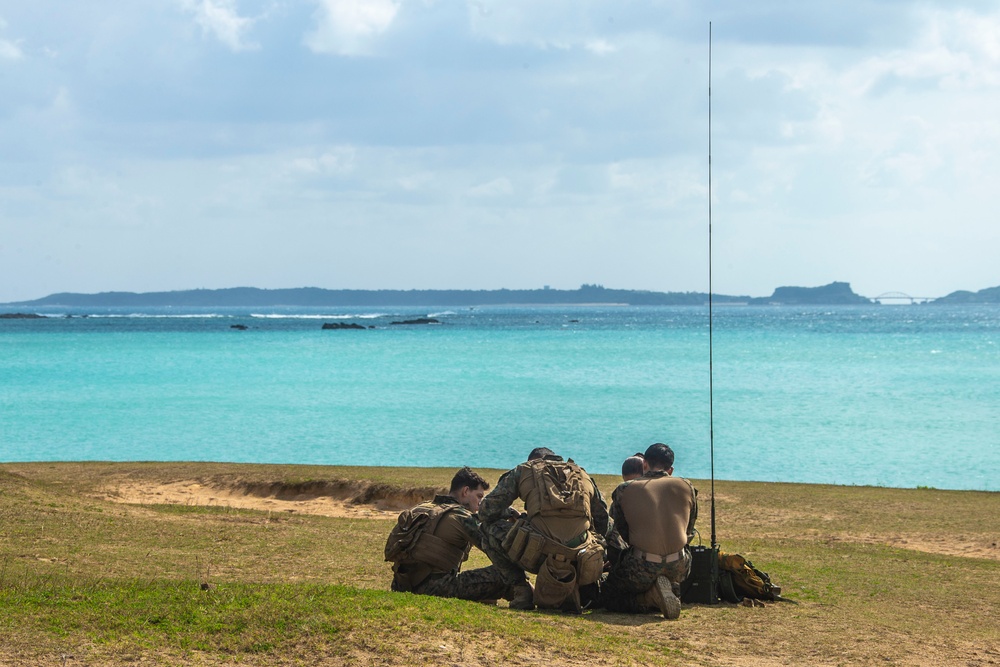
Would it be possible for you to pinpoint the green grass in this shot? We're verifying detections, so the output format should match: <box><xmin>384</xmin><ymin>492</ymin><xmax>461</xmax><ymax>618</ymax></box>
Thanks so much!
<box><xmin>2</xmin><ymin>462</ymin><xmax>998</xmax><ymax>666</ymax></box>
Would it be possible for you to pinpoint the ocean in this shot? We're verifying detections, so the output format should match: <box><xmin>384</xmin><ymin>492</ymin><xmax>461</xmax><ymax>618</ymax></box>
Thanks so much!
<box><xmin>1</xmin><ymin>304</ymin><xmax>997</xmax><ymax>491</ymax></box>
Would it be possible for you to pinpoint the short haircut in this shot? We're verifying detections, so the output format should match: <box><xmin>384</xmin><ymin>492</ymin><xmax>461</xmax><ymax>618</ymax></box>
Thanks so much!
<box><xmin>450</xmin><ymin>466</ymin><xmax>489</xmax><ymax>493</ymax></box>
<box><xmin>528</xmin><ymin>447</ymin><xmax>556</xmax><ymax>460</ymax></box>
<box><xmin>621</xmin><ymin>456</ymin><xmax>645</xmax><ymax>479</ymax></box>
<box><xmin>643</xmin><ymin>442</ymin><xmax>675</xmax><ymax>469</ymax></box>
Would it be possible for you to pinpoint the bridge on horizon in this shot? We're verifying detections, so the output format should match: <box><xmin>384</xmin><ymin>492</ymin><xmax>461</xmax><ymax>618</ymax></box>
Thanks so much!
<box><xmin>866</xmin><ymin>292</ymin><xmax>938</xmax><ymax>304</ymax></box>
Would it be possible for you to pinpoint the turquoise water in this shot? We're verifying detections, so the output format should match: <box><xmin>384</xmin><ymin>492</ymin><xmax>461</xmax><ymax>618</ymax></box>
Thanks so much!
<box><xmin>1</xmin><ymin>305</ymin><xmax>998</xmax><ymax>491</ymax></box>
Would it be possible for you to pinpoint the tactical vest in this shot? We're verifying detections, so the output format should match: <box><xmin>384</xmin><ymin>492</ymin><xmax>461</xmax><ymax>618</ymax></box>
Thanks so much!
<box><xmin>384</xmin><ymin>501</ymin><xmax>471</xmax><ymax>574</ymax></box>
<box><xmin>518</xmin><ymin>458</ymin><xmax>593</xmax><ymax>521</ymax></box>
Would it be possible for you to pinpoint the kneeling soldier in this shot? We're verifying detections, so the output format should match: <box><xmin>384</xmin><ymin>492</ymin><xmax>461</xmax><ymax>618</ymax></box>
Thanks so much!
<box><xmin>385</xmin><ymin>467</ymin><xmax>511</xmax><ymax>602</ymax></box>
<box><xmin>601</xmin><ymin>442</ymin><xmax>698</xmax><ymax>619</ymax></box>
<box><xmin>478</xmin><ymin>448</ymin><xmax>612</xmax><ymax>612</ymax></box>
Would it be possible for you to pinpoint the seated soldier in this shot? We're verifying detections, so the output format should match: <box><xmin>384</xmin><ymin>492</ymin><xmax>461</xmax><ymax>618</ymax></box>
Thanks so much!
<box><xmin>386</xmin><ymin>467</ymin><xmax>511</xmax><ymax>602</ymax></box>
<box><xmin>604</xmin><ymin>453</ymin><xmax>647</xmax><ymax>569</ymax></box>
<box><xmin>601</xmin><ymin>443</ymin><xmax>698</xmax><ymax>619</ymax></box>
<box><xmin>621</xmin><ymin>453</ymin><xmax>645</xmax><ymax>481</ymax></box>
<box><xmin>478</xmin><ymin>447</ymin><xmax>612</xmax><ymax>612</ymax></box>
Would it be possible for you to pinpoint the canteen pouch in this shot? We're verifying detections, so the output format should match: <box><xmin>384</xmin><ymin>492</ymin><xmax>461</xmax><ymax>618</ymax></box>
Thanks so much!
<box><xmin>503</xmin><ymin>523</ymin><xmax>547</xmax><ymax>573</ymax></box>
<box><xmin>574</xmin><ymin>542</ymin><xmax>605</xmax><ymax>586</ymax></box>
<box><xmin>502</xmin><ymin>520</ymin><xmax>529</xmax><ymax>561</ymax></box>
<box><xmin>533</xmin><ymin>554</ymin><xmax>577</xmax><ymax>609</ymax></box>
<box><xmin>516</xmin><ymin>531</ymin><xmax>548</xmax><ymax>573</ymax></box>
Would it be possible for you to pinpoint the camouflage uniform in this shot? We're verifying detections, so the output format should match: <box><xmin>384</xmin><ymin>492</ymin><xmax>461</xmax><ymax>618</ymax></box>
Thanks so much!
<box><xmin>408</xmin><ymin>566</ymin><xmax>509</xmax><ymax>601</ymax></box>
<box><xmin>478</xmin><ymin>455</ymin><xmax>613</xmax><ymax>588</ymax></box>
<box><xmin>390</xmin><ymin>494</ymin><xmax>509</xmax><ymax>602</ymax></box>
<box><xmin>600</xmin><ymin>548</ymin><xmax>692</xmax><ymax>612</ymax></box>
<box><xmin>601</xmin><ymin>471</ymin><xmax>697</xmax><ymax>613</ymax></box>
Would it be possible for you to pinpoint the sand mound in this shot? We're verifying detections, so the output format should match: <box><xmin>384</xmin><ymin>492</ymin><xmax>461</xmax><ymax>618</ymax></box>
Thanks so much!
<box><xmin>102</xmin><ymin>477</ymin><xmax>1000</xmax><ymax>561</ymax></box>
<box><xmin>105</xmin><ymin>478</ymin><xmax>441</xmax><ymax>519</ymax></box>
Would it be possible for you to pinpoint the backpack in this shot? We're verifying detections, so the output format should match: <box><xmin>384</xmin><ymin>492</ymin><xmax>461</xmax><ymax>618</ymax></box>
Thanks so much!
<box><xmin>384</xmin><ymin>502</ymin><xmax>467</xmax><ymax>571</ymax></box>
<box><xmin>718</xmin><ymin>552</ymin><xmax>782</xmax><ymax>602</ymax></box>
<box><xmin>524</xmin><ymin>458</ymin><xmax>592</xmax><ymax>520</ymax></box>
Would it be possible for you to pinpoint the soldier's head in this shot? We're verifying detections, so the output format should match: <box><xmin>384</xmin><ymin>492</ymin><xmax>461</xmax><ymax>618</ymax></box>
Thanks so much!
<box><xmin>643</xmin><ymin>442</ymin><xmax>675</xmax><ymax>473</ymax></box>
<box><xmin>621</xmin><ymin>454</ymin><xmax>646</xmax><ymax>481</ymax></box>
<box><xmin>527</xmin><ymin>447</ymin><xmax>556</xmax><ymax>461</ymax></box>
<box><xmin>450</xmin><ymin>466</ymin><xmax>490</xmax><ymax>512</ymax></box>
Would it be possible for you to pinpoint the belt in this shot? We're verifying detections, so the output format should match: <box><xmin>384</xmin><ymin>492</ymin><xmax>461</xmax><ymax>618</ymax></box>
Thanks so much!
<box><xmin>564</xmin><ymin>531</ymin><xmax>590</xmax><ymax>549</ymax></box>
<box><xmin>633</xmin><ymin>547</ymin><xmax>685</xmax><ymax>564</ymax></box>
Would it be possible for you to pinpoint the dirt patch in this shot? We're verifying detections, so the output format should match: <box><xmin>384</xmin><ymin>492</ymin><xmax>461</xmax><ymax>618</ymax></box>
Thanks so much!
<box><xmin>103</xmin><ymin>479</ymin><xmax>440</xmax><ymax>520</ymax></box>
<box><xmin>102</xmin><ymin>480</ymin><xmax>999</xmax><ymax>561</ymax></box>
<box><xmin>822</xmin><ymin>532</ymin><xmax>1000</xmax><ymax>562</ymax></box>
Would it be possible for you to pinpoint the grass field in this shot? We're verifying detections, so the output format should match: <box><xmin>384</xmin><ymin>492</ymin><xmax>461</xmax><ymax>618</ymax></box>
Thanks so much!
<box><xmin>1</xmin><ymin>462</ymin><xmax>998</xmax><ymax>666</ymax></box>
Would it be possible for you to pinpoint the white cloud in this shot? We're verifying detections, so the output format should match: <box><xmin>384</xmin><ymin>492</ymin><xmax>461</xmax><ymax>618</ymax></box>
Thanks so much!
<box><xmin>305</xmin><ymin>0</ymin><xmax>400</xmax><ymax>56</ymax></box>
<box><xmin>0</xmin><ymin>38</ymin><xmax>22</xmax><ymax>60</ymax></box>
<box><xmin>585</xmin><ymin>39</ymin><xmax>615</xmax><ymax>55</ymax></box>
<box><xmin>467</xmin><ymin>177</ymin><xmax>513</xmax><ymax>197</ymax></box>
<box><xmin>0</xmin><ymin>16</ymin><xmax>23</xmax><ymax>60</ymax></box>
<box><xmin>5</xmin><ymin>1</ymin><xmax>1000</xmax><ymax>302</ymax></box>
<box><xmin>180</xmin><ymin>0</ymin><xmax>258</xmax><ymax>52</ymax></box>
<box><xmin>846</xmin><ymin>9</ymin><xmax>1000</xmax><ymax>94</ymax></box>
<box><xmin>467</xmin><ymin>0</ymin><xmax>623</xmax><ymax>53</ymax></box>
<box><xmin>285</xmin><ymin>147</ymin><xmax>357</xmax><ymax>176</ymax></box>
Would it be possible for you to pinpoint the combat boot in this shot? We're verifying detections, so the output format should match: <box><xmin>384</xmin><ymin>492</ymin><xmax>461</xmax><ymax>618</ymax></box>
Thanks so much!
<box><xmin>508</xmin><ymin>583</ymin><xmax>535</xmax><ymax>611</ymax></box>
<box><xmin>638</xmin><ymin>576</ymin><xmax>681</xmax><ymax>620</ymax></box>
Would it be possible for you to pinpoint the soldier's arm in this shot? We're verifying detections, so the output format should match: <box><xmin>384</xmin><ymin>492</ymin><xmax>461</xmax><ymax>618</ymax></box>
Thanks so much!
<box><xmin>478</xmin><ymin>468</ymin><xmax>520</xmax><ymax>527</ymax></box>
<box><xmin>609</xmin><ymin>484</ymin><xmax>630</xmax><ymax>545</ymax></box>
<box><xmin>459</xmin><ymin>511</ymin><xmax>486</xmax><ymax>551</ymax></box>
<box><xmin>686</xmin><ymin>483</ymin><xmax>699</xmax><ymax>544</ymax></box>
<box><xmin>589</xmin><ymin>479</ymin><xmax>612</xmax><ymax>539</ymax></box>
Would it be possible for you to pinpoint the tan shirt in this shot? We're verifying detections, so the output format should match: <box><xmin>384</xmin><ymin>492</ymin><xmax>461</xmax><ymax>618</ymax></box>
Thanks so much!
<box><xmin>612</xmin><ymin>472</ymin><xmax>697</xmax><ymax>556</ymax></box>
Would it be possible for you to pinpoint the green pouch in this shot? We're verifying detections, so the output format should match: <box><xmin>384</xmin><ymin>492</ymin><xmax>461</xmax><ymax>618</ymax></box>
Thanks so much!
<box><xmin>533</xmin><ymin>554</ymin><xmax>577</xmax><ymax>609</ymax></box>
<box><xmin>516</xmin><ymin>530</ymin><xmax>547</xmax><ymax>573</ymax></box>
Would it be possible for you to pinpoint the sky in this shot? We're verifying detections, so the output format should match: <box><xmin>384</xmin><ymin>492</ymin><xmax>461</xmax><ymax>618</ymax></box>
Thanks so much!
<box><xmin>1</xmin><ymin>0</ymin><xmax>999</xmax><ymax>303</ymax></box>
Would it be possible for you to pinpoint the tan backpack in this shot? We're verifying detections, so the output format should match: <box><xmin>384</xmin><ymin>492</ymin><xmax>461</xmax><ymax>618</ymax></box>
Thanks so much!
<box><xmin>523</xmin><ymin>459</ymin><xmax>592</xmax><ymax>520</ymax></box>
<box><xmin>718</xmin><ymin>552</ymin><xmax>782</xmax><ymax>601</ymax></box>
<box><xmin>384</xmin><ymin>502</ymin><xmax>469</xmax><ymax>573</ymax></box>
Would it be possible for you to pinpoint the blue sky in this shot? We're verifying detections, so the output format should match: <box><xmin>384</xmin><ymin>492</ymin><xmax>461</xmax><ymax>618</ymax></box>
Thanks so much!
<box><xmin>2</xmin><ymin>0</ymin><xmax>998</xmax><ymax>302</ymax></box>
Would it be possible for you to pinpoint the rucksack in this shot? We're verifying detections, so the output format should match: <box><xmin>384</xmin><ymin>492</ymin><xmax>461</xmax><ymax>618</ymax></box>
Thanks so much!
<box><xmin>718</xmin><ymin>552</ymin><xmax>782</xmax><ymax>602</ymax></box>
<box><xmin>384</xmin><ymin>502</ymin><xmax>467</xmax><ymax>571</ymax></box>
<box><xmin>525</xmin><ymin>458</ymin><xmax>592</xmax><ymax>520</ymax></box>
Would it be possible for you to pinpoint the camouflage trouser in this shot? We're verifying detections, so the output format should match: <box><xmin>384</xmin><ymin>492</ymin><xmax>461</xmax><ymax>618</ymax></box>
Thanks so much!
<box><xmin>600</xmin><ymin>549</ymin><xmax>692</xmax><ymax>613</ymax></box>
<box><xmin>479</xmin><ymin>520</ymin><xmax>531</xmax><ymax>587</ymax></box>
<box><xmin>409</xmin><ymin>565</ymin><xmax>510</xmax><ymax>601</ymax></box>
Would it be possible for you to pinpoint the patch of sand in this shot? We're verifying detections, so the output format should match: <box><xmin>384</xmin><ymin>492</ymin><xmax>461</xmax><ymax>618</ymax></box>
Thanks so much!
<box><xmin>102</xmin><ymin>480</ymin><xmax>999</xmax><ymax>561</ymax></box>
<box><xmin>103</xmin><ymin>480</ymin><xmax>419</xmax><ymax>520</ymax></box>
<box><xmin>822</xmin><ymin>532</ymin><xmax>999</xmax><ymax>562</ymax></box>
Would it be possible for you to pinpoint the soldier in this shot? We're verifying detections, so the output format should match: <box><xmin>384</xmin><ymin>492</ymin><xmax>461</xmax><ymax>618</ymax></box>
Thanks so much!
<box><xmin>621</xmin><ymin>453</ymin><xmax>645</xmax><ymax>481</ymax></box>
<box><xmin>478</xmin><ymin>447</ymin><xmax>612</xmax><ymax>612</ymax></box>
<box><xmin>603</xmin><ymin>453</ymin><xmax>647</xmax><ymax>570</ymax></box>
<box><xmin>385</xmin><ymin>467</ymin><xmax>511</xmax><ymax>602</ymax></box>
<box><xmin>601</xmin><ymin>442</ymin><xmax>698</xmax><ymax>619</ymax></box>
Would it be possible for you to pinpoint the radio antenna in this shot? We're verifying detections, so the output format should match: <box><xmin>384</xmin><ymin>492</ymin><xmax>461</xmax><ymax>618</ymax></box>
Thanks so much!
<box><xmin>708</xmin><ymin>21</ymin><xmax>718</xmax><ymax>550</ymax></box>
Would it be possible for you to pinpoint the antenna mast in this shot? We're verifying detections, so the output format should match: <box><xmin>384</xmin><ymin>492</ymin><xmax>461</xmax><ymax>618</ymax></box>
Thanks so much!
<box><xmin>708</xmin><ymin>21</ymin><xmax>718</xmax><ymax>550</ymax></box>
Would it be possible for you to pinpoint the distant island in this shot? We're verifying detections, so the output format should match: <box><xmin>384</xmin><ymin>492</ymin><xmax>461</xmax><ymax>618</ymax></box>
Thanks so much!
<box><xmin>930</xmin><ymin>285</ymin><xmax>1000</xmax><ymax>304</ymax></box>
<box><xmin>3</xmin><ymin>282</ymin><xmax>999</xmax><ymax>309</ymax></box>
<box><xmin>746</xmin><ymin>282</ymin><xmax>871</xmax><ymax>306</ymax></box>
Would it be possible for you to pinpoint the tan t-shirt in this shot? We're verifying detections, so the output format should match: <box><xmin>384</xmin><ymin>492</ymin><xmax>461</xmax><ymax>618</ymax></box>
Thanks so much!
<box><xmin>615</xmin><ymin>474</ymin><xmax>697</xmax><ymax>556</ymax></box>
